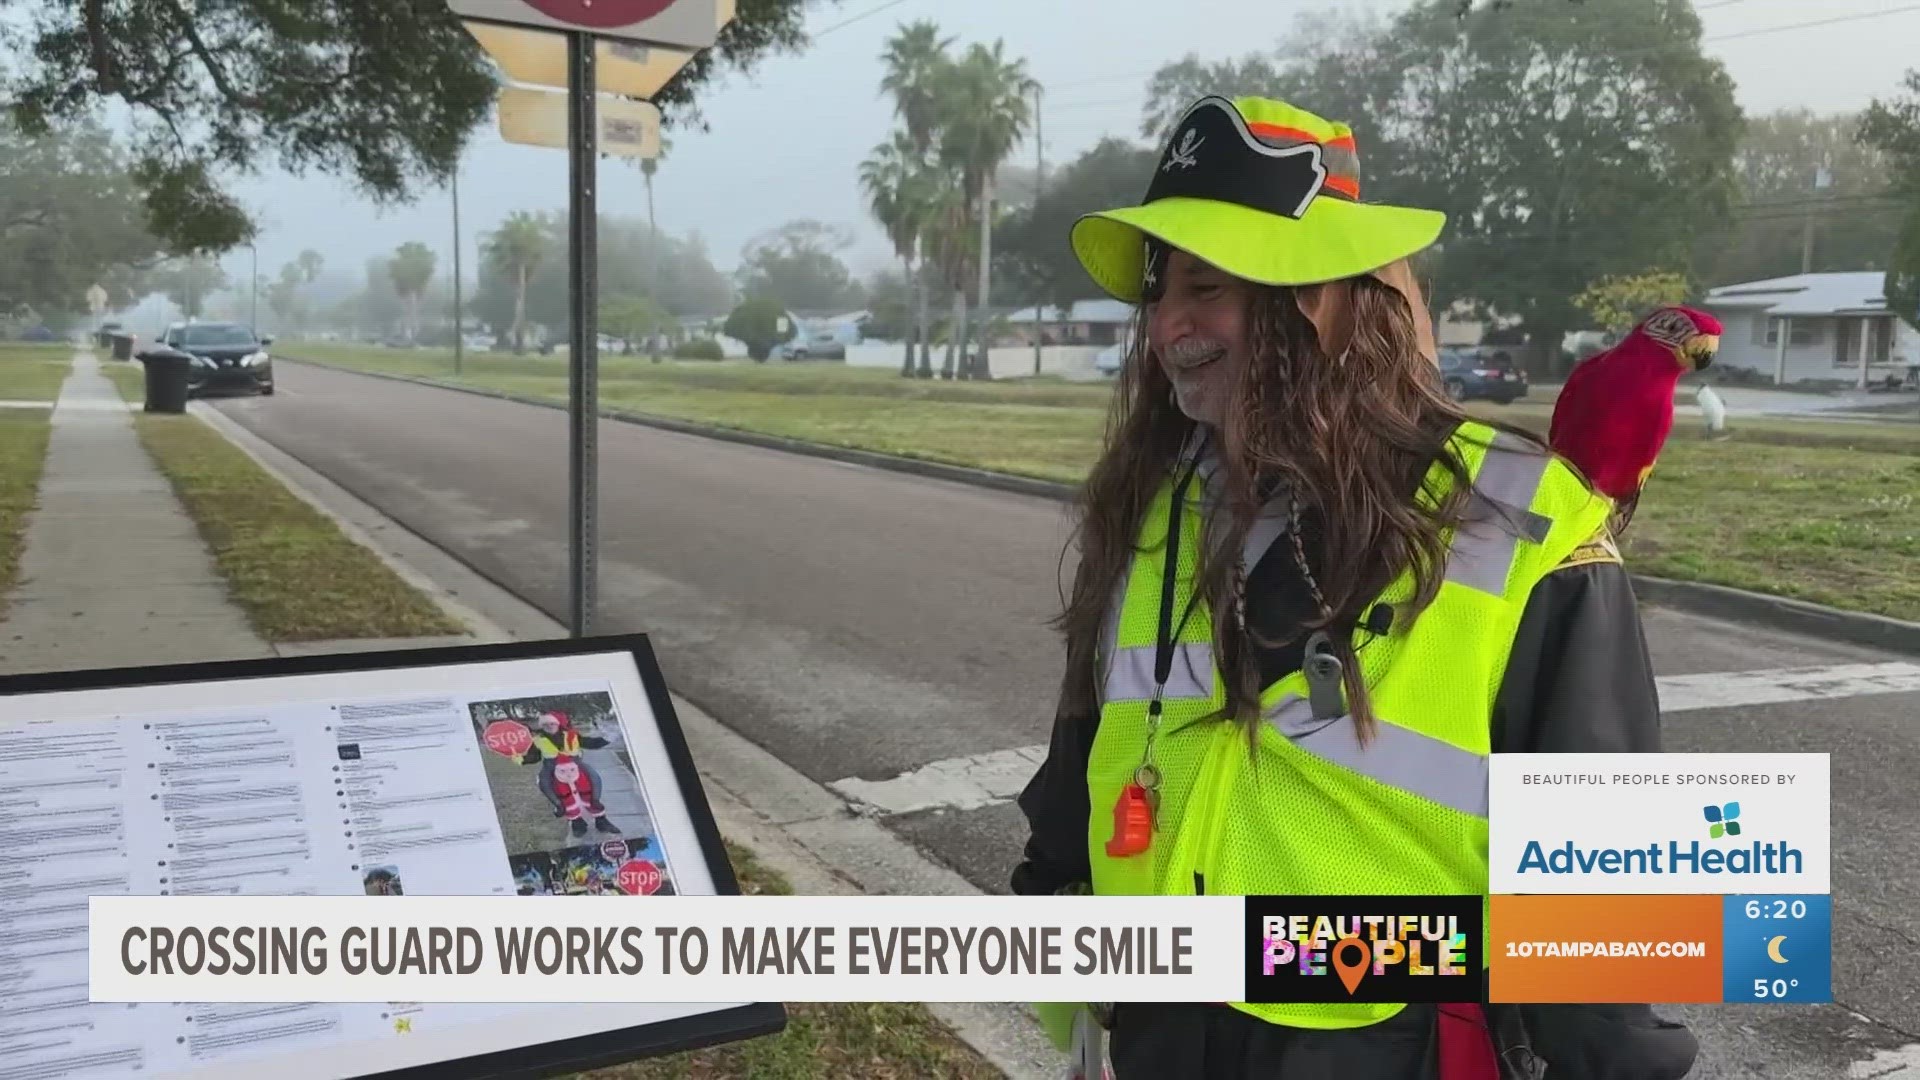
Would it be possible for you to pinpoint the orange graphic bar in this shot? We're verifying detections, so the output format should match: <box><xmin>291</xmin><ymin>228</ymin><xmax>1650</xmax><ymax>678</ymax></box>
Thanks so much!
<box><xmin>1490</xmin><ymin>895</ymin><xmax>1723</xmax><ymax>1003</ymax></box>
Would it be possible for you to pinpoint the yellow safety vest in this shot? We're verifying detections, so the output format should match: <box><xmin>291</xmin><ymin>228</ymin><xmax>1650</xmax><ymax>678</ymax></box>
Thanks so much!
<box><xmin>1078</xmin><ymin>420</ymin><xmax>1608</xmax><ymax>1031</ymax></box>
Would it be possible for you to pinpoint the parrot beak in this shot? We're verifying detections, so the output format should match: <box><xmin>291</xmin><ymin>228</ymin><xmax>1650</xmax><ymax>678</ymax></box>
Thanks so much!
<box><xmin>1679</xmin><ymin>334</ymin><xmax>1719</xmax><ymax>372</ymax></box>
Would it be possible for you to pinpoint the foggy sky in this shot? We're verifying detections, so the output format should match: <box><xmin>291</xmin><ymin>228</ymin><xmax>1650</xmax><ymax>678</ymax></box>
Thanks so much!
<box><xmin>220</xmin><ymin>0</ymin><xmax>1919</xmax><ymax>294</ymax></box>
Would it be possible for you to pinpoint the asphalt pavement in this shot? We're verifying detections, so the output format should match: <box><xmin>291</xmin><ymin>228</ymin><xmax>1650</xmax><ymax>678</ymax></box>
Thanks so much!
<box><xmin>213</xmin><ymin>360</ymin><xmax>1920</xmax><ymax>1078</ymax></box>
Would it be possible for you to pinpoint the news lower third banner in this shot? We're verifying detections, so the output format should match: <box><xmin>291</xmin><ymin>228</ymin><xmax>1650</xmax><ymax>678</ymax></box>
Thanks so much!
<box><xmin>84</xmin><ymin>752</ymin><xmax>1834</xmax><ymax>1008</ymax></box>
<box><xmin>90</xmin><ymin>895</ymin><xmax>1494</xmax><ymax>1005</ymax></box>
<box><xmin>1488</xmin><ymin>752</ymin><xmax>1833</xmax><ymax>1005</ymax></box>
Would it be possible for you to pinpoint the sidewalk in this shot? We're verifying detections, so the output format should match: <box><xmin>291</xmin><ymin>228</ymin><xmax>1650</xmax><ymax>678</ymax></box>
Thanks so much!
<box><xmin>0</xmin><ymin>350</ymin><xmax>272</xmax><ymax>674</ymax></box>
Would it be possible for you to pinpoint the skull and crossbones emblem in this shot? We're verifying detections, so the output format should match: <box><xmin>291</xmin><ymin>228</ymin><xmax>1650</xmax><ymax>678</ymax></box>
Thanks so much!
<box><xmin>1163</xmin><ymin>127</ymin><xmax>1204</xmax><ymax>172</ymax></box>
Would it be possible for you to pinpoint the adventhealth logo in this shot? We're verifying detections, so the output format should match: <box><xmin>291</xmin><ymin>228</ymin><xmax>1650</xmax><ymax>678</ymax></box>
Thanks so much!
<box><xmin>1517</xmin><ymin>802</ymin><xmax>1802</xmax><ymax>877</ymax></box>
<box><xmin>1704</xmin><ymin>802</ymin><xmax>1741</xmax><ymax>838</ymax></box>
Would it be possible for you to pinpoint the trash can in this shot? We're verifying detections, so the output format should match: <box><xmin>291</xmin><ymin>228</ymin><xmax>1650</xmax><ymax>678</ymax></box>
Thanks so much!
<box><xmin>110</xmin><ymin>333</ymin><xmax>135</xmax><ymax>361</ymax></box>
<box><xmin>138</xmin><ymin>349</ymin><xmax>193</xmax><ymax>414</ymax></box>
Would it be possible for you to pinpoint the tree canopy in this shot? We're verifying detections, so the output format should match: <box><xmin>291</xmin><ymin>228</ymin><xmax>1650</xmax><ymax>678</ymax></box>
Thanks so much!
<box><xmin>735</xmin><ymin>220</ymin><xmax>862</xmax><ymax>313</ymax></box>
<box><xmin>0</xmin><ymin>118</ymin><xmax>168</xmax><ymax>321</ymax></box>
<box><xmin>1142</xmin><ymin>0</ymin><xmax>1744</xmax><ymax>372</ymax></box>
<box><xmin>1</xmin><ymin>0</ymin><xmax>825</xmax><ymax>255</ymax></box>
<box><xmin>994</xmin><ymin>137</ymin><xmax>1158</xmax><ymax>308</ymax></box>
<box><xmin>1860</xmin><ymin>69</ymin><xmax>1920</xmax><ymax>331</ymax></box>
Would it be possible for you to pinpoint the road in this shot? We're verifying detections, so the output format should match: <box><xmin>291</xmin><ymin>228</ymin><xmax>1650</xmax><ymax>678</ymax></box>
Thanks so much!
<box><xmin>217</xmin><ymin>360</ymin><xmax>1920</xmax><ymax>1078</ymax></box>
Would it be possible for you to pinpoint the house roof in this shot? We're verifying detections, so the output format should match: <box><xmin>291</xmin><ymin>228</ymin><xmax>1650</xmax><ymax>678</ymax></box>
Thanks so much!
<box><xmin>1003</xmin><ymin>298</ymin><xmax>1136</xmax><ymax>324</ymax></box>
<box><xmin>1704</xmin><ymin>272</ymin><xmax>1901</xmax><ymax>318</ymax></box>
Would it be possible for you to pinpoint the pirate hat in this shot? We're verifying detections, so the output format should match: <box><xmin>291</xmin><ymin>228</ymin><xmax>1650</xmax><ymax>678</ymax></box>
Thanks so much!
<box><xmin>1071</xmin><ymin>96</ymin><xmax>1446</xmax><ymax>302</ymax></box>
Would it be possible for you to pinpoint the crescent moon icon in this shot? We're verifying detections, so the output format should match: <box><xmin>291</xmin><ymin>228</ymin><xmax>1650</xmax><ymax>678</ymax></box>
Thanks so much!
<box><xmin>1767</xmin><ymin>935</ymin><xmax>1789</xmax><ymax>964</ymax></box>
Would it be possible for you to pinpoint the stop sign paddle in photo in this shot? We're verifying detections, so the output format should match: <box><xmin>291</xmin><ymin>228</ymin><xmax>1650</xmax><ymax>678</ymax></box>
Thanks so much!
<box><xmin>482</xmin><ymin>720</ymin><xmax>535</xmax><ymax>759</ymax></box>
<box><xmin>616</xmin><ymin>859</ymin><xmax>663</xmax><ymax>895</ymax></box>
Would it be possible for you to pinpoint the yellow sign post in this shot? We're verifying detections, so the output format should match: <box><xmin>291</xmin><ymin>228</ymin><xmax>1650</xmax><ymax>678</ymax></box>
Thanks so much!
<box><xmin>497</xmin><ymin>85</ymin><xmax>661</xmax><ymax>159</ymax></box>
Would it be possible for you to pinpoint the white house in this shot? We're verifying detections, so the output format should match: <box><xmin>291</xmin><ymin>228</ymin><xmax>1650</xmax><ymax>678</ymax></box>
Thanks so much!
<box><xmin>1001</xmin><ymin>299</ymin><xmax>1136</xmax><ymax>347</ymax></box>
<box><xmin>1702</xmin><ymin>272</ymin><xmax>1920</xmax><ymax>387</ymax></box>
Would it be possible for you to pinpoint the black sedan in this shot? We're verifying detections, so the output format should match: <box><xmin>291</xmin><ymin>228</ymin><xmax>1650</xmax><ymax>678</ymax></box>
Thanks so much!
<box><xmin>1437</xmin><ymin>348</ymin><xmax>1527</xmax><ymax>404</ymax></box>
<box><xmin>162</xmin><ymin>322</ymin><xmax>275</xmax><ymax>396</ymax></box>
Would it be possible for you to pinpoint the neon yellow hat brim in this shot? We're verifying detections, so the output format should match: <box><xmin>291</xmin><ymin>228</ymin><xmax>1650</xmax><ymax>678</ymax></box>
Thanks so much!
<box><xmin>1071</xmin><ymin>195</ymin><xmax>1446</xmax><ymax>304</ymax></box>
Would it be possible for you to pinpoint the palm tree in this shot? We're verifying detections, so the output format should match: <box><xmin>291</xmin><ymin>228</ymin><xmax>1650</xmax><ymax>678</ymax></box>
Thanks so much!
<box><xmin>922</xmin><ymin>180</ymin><xmax>975</xmax><ymax>381</ymax></box>
<box><xmin>937</xmin><ymin>41</ymin><xmax>1038</xmax><ymax>381</ymax></box>
<box><xmin>880</xmin><ymin>21</ymin><xmax>955</xmax><ymax>157</ymax></box>
<box><xmin>641</xmin><ymin>136</ymin><xmax>673</xmax><ymax>296</ymax></box>
<box><xmin>295</xmin><ymin>249</ymin><xmax>324</xmax><ymax>285</ymax></box>
<box><xmin>483</xmin><ymin>212</ymin><xmax>549</xmax><ymax>353</ymax></box>
<box><xmin>389</xmin><ymin>242</ymin><xmax>437</xmax><ymax>343</ymax></box>
<box><xmin>860</xmin><ymin>131</ymin><xmax>936</xmax><ymax>378</ymax></box>
<box><xmin>879</xmin><ymin>21</ymin><xmax>958</xmax><ymax>379</ymax></box>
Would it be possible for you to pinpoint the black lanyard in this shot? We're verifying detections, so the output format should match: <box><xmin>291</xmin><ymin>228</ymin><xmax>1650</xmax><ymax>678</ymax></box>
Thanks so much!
<box><xmin>1153</xmin><ymin>451</ymin><xmax>1206</xmax><ymax>706</ymax></box>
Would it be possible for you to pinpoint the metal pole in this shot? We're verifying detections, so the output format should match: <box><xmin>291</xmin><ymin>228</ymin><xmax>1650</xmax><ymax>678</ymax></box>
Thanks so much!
<box><xmin>250</xmin><ymin>244</ymin><xmax>258</xmax><ymax>329</ymax></box>
<box><xmin>567</xmin><ymin>30</ymin><xmax>600</xmax><ymax>639</ymax></box>
<box><xmin>452</xmin><ymin>170</ymin><xmax>464</xmax><ymax>377</ymax></box>
<box><xmin>1033</xmin><ymin>84</ymin><xmax>1044</xmax><ymax>377</ymax></box>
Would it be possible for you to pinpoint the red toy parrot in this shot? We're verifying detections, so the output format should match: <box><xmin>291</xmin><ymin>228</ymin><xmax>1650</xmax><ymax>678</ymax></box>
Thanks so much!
<box><xmin>1548</xmin><ymin>306</ymin><xmax>1723</xmax><ymax>534</ymax></box>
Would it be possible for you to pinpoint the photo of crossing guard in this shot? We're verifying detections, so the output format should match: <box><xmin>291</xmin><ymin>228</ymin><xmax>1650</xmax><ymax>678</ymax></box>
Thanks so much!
<box><xmin>465</xmin><ymin>691</ymin><xmax>670</xmax><ymax>876</ymax></box>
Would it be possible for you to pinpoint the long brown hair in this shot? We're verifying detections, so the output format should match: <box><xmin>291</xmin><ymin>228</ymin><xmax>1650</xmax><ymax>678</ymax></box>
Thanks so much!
<box><xmin>1054</xmin><ymin>274</ymin><xmax>1495</xmax><ymax>742</ymax></box>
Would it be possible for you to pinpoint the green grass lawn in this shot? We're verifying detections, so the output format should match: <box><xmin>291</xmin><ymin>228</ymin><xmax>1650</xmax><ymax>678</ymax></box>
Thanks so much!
<box><xmin>290</xmin><ymin>343</ymin><xmax>1920</xmax><ymax>621</ymax></box>
<box><xmin>0</xmin><ymin>409</ymin><xmax>53</xmax><ymax>615</ymax></box>
<box><xmin>0</xmin><ymin>343</ymin><xmax>73</xmax><ymax>401</ymax></box>
<box><xmin>116</xmin><ymin>403</ymin><xmax>467</xmax><ymax>641</ymax></box>
<box><xmin>573</xmin><ymin>840</ymin><xmax>1002</xmax><ymax>1080</ymax></box>
<box><xmin>102</xmin><ymin>360</ymin><xmax>146</xmax><ymax>405</ymax></box>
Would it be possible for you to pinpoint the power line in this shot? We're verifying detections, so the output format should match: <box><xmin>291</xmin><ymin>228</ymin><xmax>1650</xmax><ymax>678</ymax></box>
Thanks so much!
<box><xmin>814</xmin><ymin>0</ymin><xmax>917</xmax><ymax>38</ymax></box>
<box><xmin>1708</xmin><ymin>2</ymin><xmax>1920</xmax><ymax>43</ymax></box>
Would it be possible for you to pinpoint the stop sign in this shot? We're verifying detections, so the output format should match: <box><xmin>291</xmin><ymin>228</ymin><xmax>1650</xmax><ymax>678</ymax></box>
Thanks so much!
<box><xmin>616</xmin><ymin>859</ymin><xmax>663</xmax><ymax>895</ymax></box>
<box><xmin>482</xmin><ymin>720</ymin><xmax>534</xmax><ymax>759</ymax></box>
<box><xmin>447</xmin><ymin>0</ymin><xmax>722</xmax><ymax>49</ymax></box>
<box><xmin>523</xmin><ymin>0</ymin><xmax>675</xmax><ymax>28</ymax></box>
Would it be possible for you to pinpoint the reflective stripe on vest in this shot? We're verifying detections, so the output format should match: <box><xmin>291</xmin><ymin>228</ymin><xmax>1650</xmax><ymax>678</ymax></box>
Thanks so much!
<box><xmin>1445</xmin><ymin>430</ymin><xmax>1554</xmax><ymax>596</ymax></box>
<box><xmin>1265</xmin><ymin>695</ymin><xmax>1489</xmax><ymax>818</ymax></box>
<box><xmin>1105</xmin><ymin>641</ymin><xmax>1213</xmax><ymax>702</ymax></box>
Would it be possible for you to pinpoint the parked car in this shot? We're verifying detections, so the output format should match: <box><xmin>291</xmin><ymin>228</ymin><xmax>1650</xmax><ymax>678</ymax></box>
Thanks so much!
<box><xmin>1437</xmin><ymin>347</ymin><xmax>1527</xmax><ymax>404</ymax></box>
<box><xmin>161</xmin><ymin>321</ymin><xmax>275</xmax><ymax>396</ymax></box>
<box><xmin>776</xmin><ymin>334</ymin><xmax>847</xmax><ymax>361</ymax></box>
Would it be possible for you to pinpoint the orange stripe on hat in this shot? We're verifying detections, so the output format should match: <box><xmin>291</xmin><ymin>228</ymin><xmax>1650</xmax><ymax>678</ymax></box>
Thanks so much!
<box><xmin>1246</xmin><ymin>122</ymin><xmax>1357</xmax><ymax>150</ymax></box>
<box><xmin>1323</xmin><ymin>175</ymin><xmax>1360</xmax><ymax>199</ymax></box>
<box><xmin>1247</xmin><ymin>122</ymin><xmax>1323</xmax><ymax>145</ymax></box>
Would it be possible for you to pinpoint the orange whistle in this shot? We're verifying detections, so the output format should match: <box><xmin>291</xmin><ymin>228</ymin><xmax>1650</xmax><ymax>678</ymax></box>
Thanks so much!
<box><xmin>1105</xmin><ymin>784</ymin><xmax>1153</xmax><ymax>857</ymax></box>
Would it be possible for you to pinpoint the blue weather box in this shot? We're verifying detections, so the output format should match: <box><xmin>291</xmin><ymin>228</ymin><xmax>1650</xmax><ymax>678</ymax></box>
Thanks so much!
<box><xmin>1722</xmin><ymin>895</ymin><xmax>1831</xmax><ymax>1004</ymax></box>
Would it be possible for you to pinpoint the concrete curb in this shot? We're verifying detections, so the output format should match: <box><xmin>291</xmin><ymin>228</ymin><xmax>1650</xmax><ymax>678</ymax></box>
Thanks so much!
<box><xmin>288</xmin><ymin>355</ymin><xmax>1920</xmax><ymax>658</ymax></box>
<box><xmin>1630</xmin><ymin>575</ymin><xmax>1920</xmax><ymax>656</ymax></box>
<box><xmin>188</xmin><ymin>385</ymin><xmax>1056</xmax><ymax>1078</ymax></box>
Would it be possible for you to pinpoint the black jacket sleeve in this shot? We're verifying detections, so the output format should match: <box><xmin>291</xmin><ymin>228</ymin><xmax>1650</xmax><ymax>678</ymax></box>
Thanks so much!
<box><xmin>1010</xmin><ymin>660</ymin><xmax>1097</xmax><ymax>896</ymax></box>
<box><xmin>1492</xmin><ymin>560</ymin><xmax>1700</xmax><ymax>1080</ymax></box>
<box><xmin>1492</xmin><ymin>560</ymin><xmax>1661</xmax><ymax>755</ymax></box>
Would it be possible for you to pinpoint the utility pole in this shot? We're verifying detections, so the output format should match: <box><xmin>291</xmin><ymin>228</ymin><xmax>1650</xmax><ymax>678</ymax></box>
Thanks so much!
<box><xmin>1804</xmin><ymin>163</ymin><xmax>1833</xmax><ymax>274</ymax></box>
<box><xmin>1033</xmin><ymin>83</ymin><xmax>1044</xmax><ymax>377</ymax></box>
<box><xmin>452</xmin><ymin>169</ymin><xmax>464</xmax><ymax>376</ymax></box>
<box><xmin>249</xmin><ymin>243</ymin><xmax>258</xmax><ymax>329</ymax></box>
